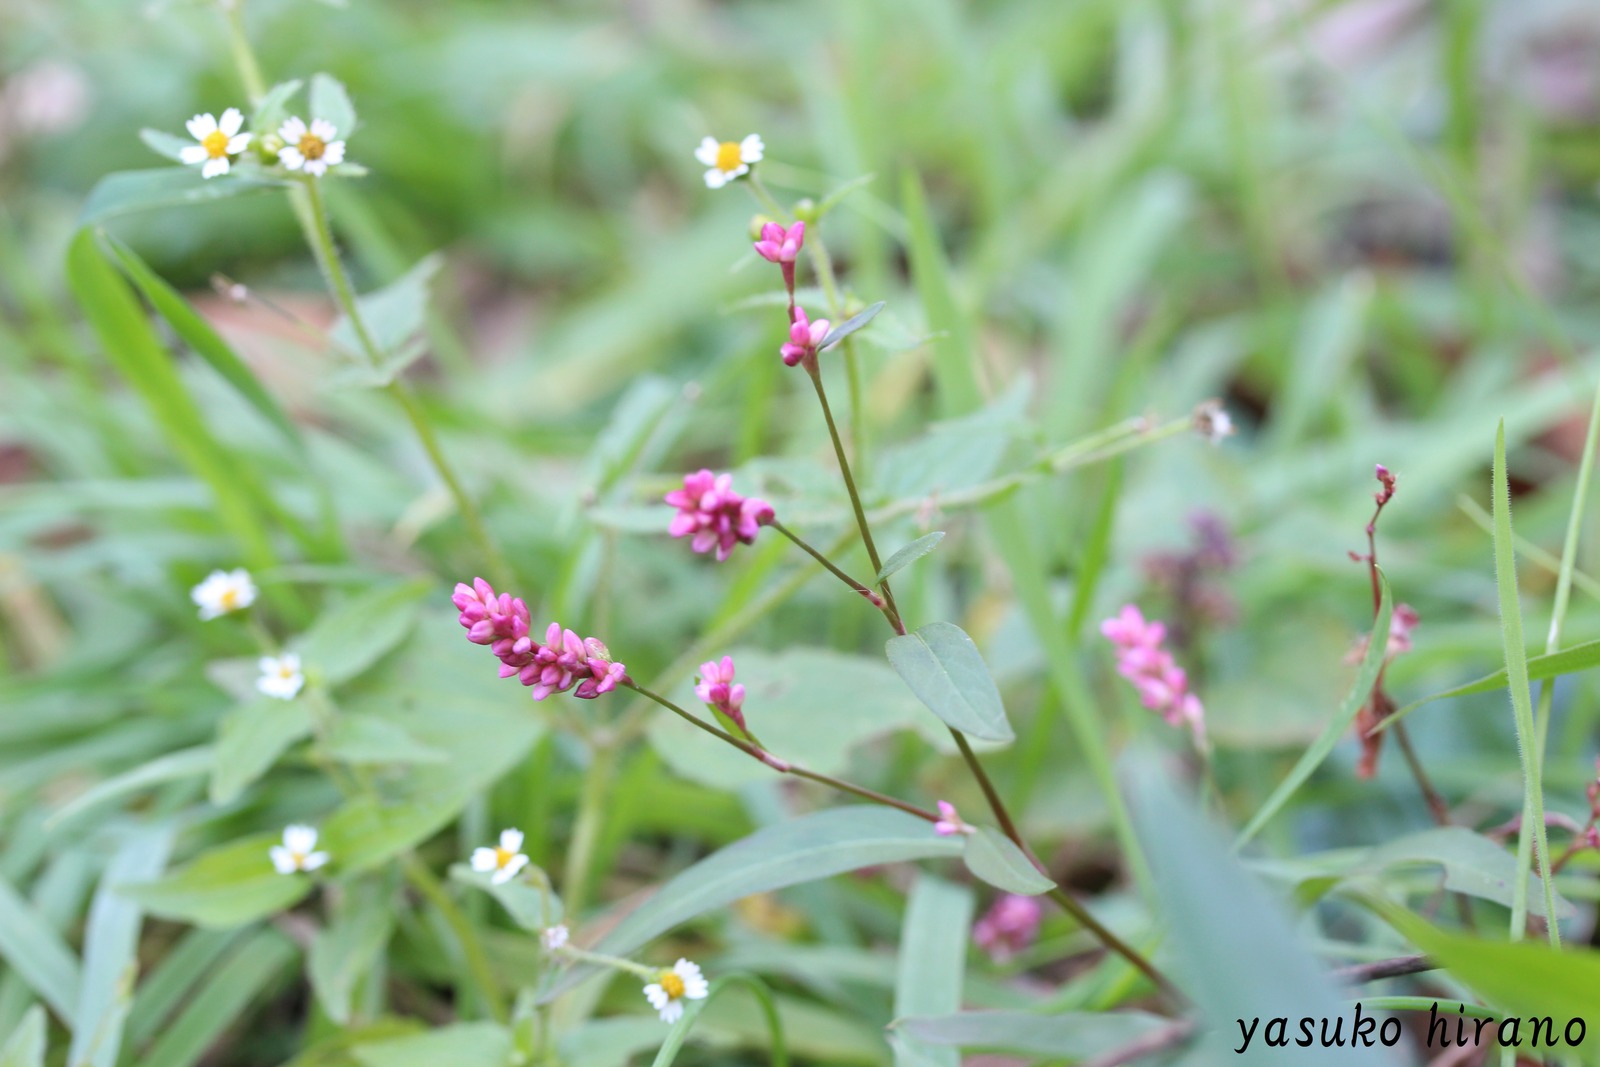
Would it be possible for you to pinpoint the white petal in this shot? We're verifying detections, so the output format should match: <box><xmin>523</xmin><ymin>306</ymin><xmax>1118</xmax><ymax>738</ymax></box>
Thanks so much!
<box><xmin>321</xmin><ymin>141</ymin><xmax>346</xmax><ymax>166</ymax></box>
<box><xmin>279</xmin><ymin>653</ymin><xmax>301</xmax><ymax>673</ymax></box>
<box><xmin>694</xmin><ymin>137</ymin><xmax>719</xmax><ymax>165</ymax></box>
<box><xmin>643</xmin><ymin>984</ymin><xmax>668</xmax><ymax>1010</ymax></box>
<box><xmin>201</xmin><ymin>157</ymin><xmax>229</xmax><ymax>178</ymax></box>
<box><xmin>279</xmin><ymin>117</ymin><xmax>307</xmax><ymax>142</ymax></box>
<box><xmin>659</xmin><ymin>1000</ymin><xmax>683</xmax><ymax>1024</ymax></box>
<box><xmin>703</xmin><ymin>168</ymin><xmax>727</xmax><ymax>189</ymax></box>
<box><xmin>309</xmin><ymin>118</ymin><xmax>337</xmax><ymax>141</ymax></box>
<box><xmin>186</xmin><ymin>114</ymin><xmax>217</xmax><ymax>140</ymax></box>
<box><xmin>269</xmin><ymin>846</ymin><xmax>298</xmax><ymax>874</ymax></box>
<box><xmin>725</xmin><ymin>163</ymin><xmax>748</xmax><ymax>182</ymax></box>
<box><xmin>740</xmin><ymin>134</ymin><xmax>764</xmax><ymax>162</ymax></box>
<box><xmin>226</xmin><ymin>133</ymin><xmax>252</xmax><ymax>154</ymax></box>
<box><xmin>499</xmin><ymin>828</ymin><xmax>524</xmax><ymax>852</ymax></box>
<box><xmin>302</xmin><ymin>851</ymin><xmax>329</xmax><ymax>871</ymax></box>
<box><xmin>683</xmin><ymin>975</ymin><xmax>709</xmax><ymax>999</ymax></box>
<box><xmin>278</xmin><ymin>147</ymin><xmax>304</xmax><ymax>170</ymax></box>
<box><xmin>470</xmin><ymin>848</ymin><xmax>499</xmax><ymax>872</ymax></box>
<box><xmin>179</xmin><ymin>145</ymin><xmax>209</xmax><ymax>165</ymax></box>
<box><xmin>284</xmin><ymin>824</ymin><xmax>318</xmax><ymax>853</ymax></box>
<box><xmin>218</xmin><ymin>108</ymin><xmax>244</xmax><ymax>136</ymax></box>
<box><xmin>500</xmin><ymin>854</ymin><xmax>529</xmax><ymax>882</ymax></box>
<box><xmin>304</xmin><ymin>158</ymin><xmax>328</xmax><ymax>177</ymax></box>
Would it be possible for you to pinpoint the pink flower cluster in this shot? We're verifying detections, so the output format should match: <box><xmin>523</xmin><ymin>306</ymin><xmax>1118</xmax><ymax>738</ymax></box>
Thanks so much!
<box><xmin>695</xmin><ymin>656</ymin><xmax>747</xmax><ymax>731</ymax></box>
<box><xmin>781</xmin><ymin>308</ymin><xmax>830</xmax><ymax>368</ymax></box>
<box><xmin>452</xmin><ymin>578</ymin><xmax>627</xmax><ymax>700</ymax></box>
<box><xmin>665</xmin><ymin>470</ymin><xmax>775</xmax><ymax>562</ymax></box>
<box><xmin>1100</xmin><ymin>605</ymin><xmax>1204</xmax><ymax>742</ymax></box>
<box><xmin>973</xmin><ymin>893</ymin><xmax>1043</xmax><ymax>962</ymax></box>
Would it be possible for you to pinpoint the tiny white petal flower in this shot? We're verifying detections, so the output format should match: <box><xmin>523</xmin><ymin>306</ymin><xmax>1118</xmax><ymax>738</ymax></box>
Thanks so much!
<box><xmin>475</xmin><ymin>827</ymin><xmax>529</xmax><ymax>885</ymax></box>
<box><xmin>256</xmin><ymin>653</ymin><xmax>304</xmax><ymax>700</ymax></box>
<box><xmin>179</xmin><ymin>109</ymin><xmax>251</xmax><ymax>179</ymax></box>
<box><xmin>272</xmin><ymin>824</ymin><xmax>327</xmax><ymax>874</ymax></box>
<box><xmin>276</xmin><ymin>116</ymin><xmax>346</xmax><ymax>177</ymax></box>
<box><xmin>470</xmin><ymin>847</ymin><xmax>500</xmax><ymax>873</ymax></box>
<box><xmin>541</xmin><ymin>924</ymin><xmax>569</xmax><ymax>950</ymax></box>
<box><xmin>697</xmin><ymin>133</ymin><xmax>761</xmax><ymax>190</ymax></box>
<box><xmin>644</xmin><ymin>959</ymin><xmax>707</xmax><ymax>1023</ymax></box>
<box><xmin>191</xmin><ymin>568</ymin><xmax>256</xmax><ymax>620</ymax></box>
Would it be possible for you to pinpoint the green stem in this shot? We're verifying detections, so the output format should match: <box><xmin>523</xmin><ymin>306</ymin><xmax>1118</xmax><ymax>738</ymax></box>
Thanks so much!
<box><xmin>1045</xmin><ymin>886</ymin><xmax>1182</xmax><ymax>1006</ymax></box>
<box><xmin>626</xmin><ymin>683</ymin><xmax>939</xmax><ymax>823</ymax></box>
<box><xmin>769</xmin><ymin>519</ymin><xmax>898</xmax><ymax>627</ymax></box>
<box><xmin>295</xmin><ymin>178</ymin><xmax>511</xmax><ymax>587</ymax></box>
<box><xmin>561</xmin><ymin>740</ymin><xmax>616</xmax><ymax>919</ymax></box>
<box><xmin>805</xmin><ymin>233</ymin><xmax>867</xmax><ymax>482</ymax></box>
<box><xmin>220</xmin><ymin>1</ymin><xmax>266</xmax><ymax>104</ymax></box>
<box><xmin>401</xmin><ymin>854</ymin><xmax>508</xmax><ymax>1023</ymax></box>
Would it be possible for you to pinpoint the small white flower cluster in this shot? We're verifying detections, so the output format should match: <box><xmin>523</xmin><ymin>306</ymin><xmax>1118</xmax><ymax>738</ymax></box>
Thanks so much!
<box><xmin>166</xmin><ymin>106</ymin><xmax>348</xmax><ymax>180</ymax></box>
<box><xmin>189</xmin><ymin>569</ymin><xmax>307</xmax><ymax>699</ymax></box>
<box><xmin>644</xmin><ymin>959</ymin><xmax>709</xmax><ymax>1024</ymax></box>
<box><xmin>470</xmin><ymin>828</ymin><xmax>530</xmax><ymax>885</ymax></box>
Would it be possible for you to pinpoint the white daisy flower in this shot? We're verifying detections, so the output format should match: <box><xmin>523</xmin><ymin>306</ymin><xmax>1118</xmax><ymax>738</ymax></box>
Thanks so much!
<box><xmin>643</xmin><ymin>958</ymin><xmax>709</xmax><ymax>1024</ymax></box>
<box><xmin>694</xmin><ymin>134</ymin><xmax>763</xmax><ymax>189</ymax></box>
<box><xmin>277</xmin><ymin>116</ymin><xmax>347</xmax><ymax>177</ymax></box>
<box><xmin>190</xmin><ymin>568</ymin><xmax>257</xmax><ymax>620</ymax></box>
<box><xmin>256</xmin><ymin>653</ymin><xmax>305</xmax><ymax>700</ymax></box>
<box><xmin>179</xmin><ymin>108</ymin><xmax>251</xmax><ymax>179</ymax></box>
<box><xmin>269</xmin><ymin>824</ymin><xmax>329</xmax><ymax>874</ymax></box>
<box><xmin>540</xmin><ymin>924</ymin><xmax>569</xmax><ymax>951</ymax></box>
<box><xmin>469</xmin><ymin>828</ymin><xmax>530</xmax><ymax>885</ymax></box>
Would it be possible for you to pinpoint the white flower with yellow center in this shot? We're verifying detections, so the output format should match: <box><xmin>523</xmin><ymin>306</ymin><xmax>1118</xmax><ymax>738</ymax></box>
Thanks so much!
<box><xmin>191</xmin><ymin>568</ymin><xmax>257</xmax><ymax>620</ymax></box>
<box><xmin>470</xmin><ymin>828</ymin><xmax>529</xmax><ymax>885</ymax></box>
<box><xmin>270</xmin><ymin>824</ymin><xmax>329</xmax><ymax>874</ymax></box>
<box><xmin>643</xmin><ymin>958</ymin><xmax>709</xmax><ymax>1024</ymax></box>
<box><xmin>277</xmin><ymin>116</ymin><xmax>346</xmax><ymax>177</ymax></box>
<box><xmin>257</xmin><ymin>653</ymin><xmax>305</xmax><ymax>700</ymax></box>
<box><xmin>694</xmin><ymin>134</ymin><xmax>762</xmax><ymax>189</ymax></box>
<box><xmin>179</xmin><ymin>109</ymin><xmax>251</xmax><ymax>178</ymax></box>
<box><xmin>541</xmin><ymin>924</ymin><xmax>569</xmax><ymax>951</ymax></box>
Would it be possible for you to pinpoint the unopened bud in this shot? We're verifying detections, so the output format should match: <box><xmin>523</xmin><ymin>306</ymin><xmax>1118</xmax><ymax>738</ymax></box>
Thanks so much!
<box><xmin>749</xmin><ymin>214</ymin><xmax>775</xmax><ymax>241</ymax></box>
<box><xmin>793</xmin><ymin>198</ymin><xmax>819</xmax><ymax>225</ymax></box>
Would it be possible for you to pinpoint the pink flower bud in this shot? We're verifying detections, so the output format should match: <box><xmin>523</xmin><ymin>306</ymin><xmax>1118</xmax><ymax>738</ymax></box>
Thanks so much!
<box><xmin>933</xmin><ymin>800</ymin><xmax>973</xmax><ymax>836</ymax></box>
<box><xmin>753</xmin><ymin>220</ymin><xmax>805</xmax><ymax>264</ymax></box>
<box><xmin>973</xmin><ymin>893</ymin><xmax>1043</xmax><ymax>962</ymax></box>
<box><xmin>779</xmin><ymin>306</ymin><xmax>830</xmax><ymax>368</ymax></box>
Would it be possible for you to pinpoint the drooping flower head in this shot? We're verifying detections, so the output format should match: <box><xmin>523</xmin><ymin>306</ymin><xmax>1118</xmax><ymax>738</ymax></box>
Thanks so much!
<box><xmin>694</xmin><ymin>134</ymin><xmax>762</xmax><ymax>189</ymax></box>
<box><xmin>643</xmin><ymin>959</ymin><xmax>709</xmax><ymax>1024</ymax></box>
<box><xmin>695</xmin><ymin>655</ymin><xmax>747</xmax><ymax>731</ymax></box>
<box><xmin>664</xmin><ymin>470</ymin><xmax>775</xmax><ymax>562</ymax></box>
<box><xmin>278</xmin><ymin>116</ymin><xmax>346</xmax><ymax>177</ymax></box>
<box><xmin>753</xmin><ymin>220</ymin><xmax>805</xmax><ymax>265</ymax></box>
<box><xmin>191</xmin><ymin>568</ymin><xmax>257</xmax><ymax>620</ymax></box>
<box><xmin>1101</xmin><ymin>605</ymin><xmax>1205</xmax><ymax>744</ymax></box>
<box><xmin>779</xmin><ymin>306</ymin><xmax>830</xmax><ymax>369</ymax></box>
<box><xmin>257</xmin><ymin>653</ymin><xmax>305</xmax><ymax>700</ymax></box>
<box><xmin>933</xmin><ymin>800</ymin><xmax>973</xmax><ymax>837</ymax></box>
<box><xmin>452</xmin><ymin>579</ymin><xmax>629</xmax><ymax>700</ymax></box>
<box><xmin>470</xmin><ymin>828</ymin><xmax>529</xmax><ymax>885</ymax></box>
<box><xmin>973</xmin><ymin>893</ymin><xmax>1043</xmax><ymax>962</ymax></box>
<box><xmin>179</xmin><ymin>108</ymin><xmax>250</xmax><ymax>178</ymax></box>
<box><xmin>270</xmin><ymin>824</ymin><xmax>329</xmax><ymax>875</ymax></box>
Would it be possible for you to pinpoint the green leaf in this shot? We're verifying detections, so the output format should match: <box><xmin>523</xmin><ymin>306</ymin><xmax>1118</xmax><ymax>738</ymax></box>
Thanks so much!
<box><xmin>140</xmin><ymin>928</ymin><xmax>297</xmax><ymax>1067</ymax></box>
<box><xmin>1126</xmin><ymin>756</ymin><xmax>1380</xmax><ymax>1066</ymax></box>
<box><xmin>0</xmin><ymin>876</ymin><xmax>80</xmax><ymax>1020</ymax></box>
<box><xmin>327</xmin><ymin>255</ymin><xmax>442</xmax><ymax>386</ymax></box>
<box><xmin>819</xmin><ymin>301</ymin><xmax>885</xmax><ymax>352</ymax></box>
<box><xmin>210</xmin><ymin>698</ymin><xmax>314</xmax><ymax>805</ymax></box>
<box><xmin>310</xmin><ymin>73</ymin><xmax>358</xmax><ymax>137</ymax></box>
<box><xmin>544</xmin><ymin>808</ymin><xmax>963</xmax><ymax>1001</ymax></box>
<box><xmin>78</xmin><ymin>169</ymin><xmax>283</xmax><ymax>227</ymax></box>
<box><xmin>297</xmin><ymin>580</ymin><xmax>430</xmax><ymax>685</ymax></box>
<box><xmin>138</xmin><ymin>129</ymin><xmax>193</xmax><ymax>164</ymax></box>
<box><xmin>71</xmin><ymin>825</ymin><xmax>175</xmax><ymax>1067</ymax></box>
<box><xmin>0</xmin><ymin>1006</ymin><xmax>44</xmax><ymax>1067</ymax></box>
<box><xmin>119</xmin><ymin>833</ymin><xmax>312</xmax><ymax>928</ymax></box>
<box><xmin>449</xmin><ymin>864</ymin><xmax>561</xmax><ymax>932</ymax></box>
<box><xmin>1234</xmin><ymin>571</ymin><xmax>1392</xmax><ymax>848</ymax></box>
<box><xmin>1360</xmin><ymin>826</ymin><xmax>1571</xmax><ymax>920</ymax></box>
<box><xmin>49</xmin><ymin>746</ymin><xmax>213</xmax><ymax>829</ymax></box>
<box><xmin>1493</xmin><ymin>419</ymin><xmax>1559</xmax><ymax>936</ymax></box>
<box><xmin>318</xmin><ymin>715</ymin><xmax>444</xmax><ymax>766</ymax></box>
<box><xmin>1390</xmin><ymin>635</ymin><xmax>1600</xmax><ymax>724</ymax></box>
<box><xmin>875</xmin><ymin>532</ymin><xmax>945</xmax><ymax>584</ymax></box>
<box><xmin>125</xmin><ymin>929</ymin><xmax>243</xmax><ymax>1049</ymax></box>
<box><xmin>961</xmin><ymin>828</ymin><xmax>1054</xmax><ymax>895</ymax></box>
<box><xmin>816</xmin><ymin>173</ymin><xmax>877</xmax><ymax>218</ymax></box>
<box><xmin>890</xmin><ymin>876</ymin><xmax>972</xmax><ymax>1067</ymax></box>
<box><xmin>352</xmin><ymin>1023</ymin><xmax>512</xmax><ymax>1067</ymax></box>
<box><xmin>102</xmin><ymin>234</ymin><xmax>305</xmax><ymax>457</ymax></box>
<box><xmin>895</xmin><ymin>1010</ymin><xmax>1169</xmax><ymax>1057</ymax></box>
<box><xmin>310</xmin><ymin>879</ymin><xmax>395</xmax><ymax>1025</ymax></box>
<box><xmin>251</xmin><ymin>79</ymin><xmax>302</xmax><ymax>134</ymax></box>
<box><xmin>885</xmin><ymin>622</ymin><xmax>1013</xmax><ymax>743</ymax></box>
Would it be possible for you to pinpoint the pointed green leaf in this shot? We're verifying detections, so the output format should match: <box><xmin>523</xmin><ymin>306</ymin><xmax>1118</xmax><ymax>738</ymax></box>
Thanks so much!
<box><xmin>352</xmin><ymin>1023</ymin><xmax>511</xmax><ymax>1067</ymax></box>
<box><xmin>310</xmin><ymin>879</ymin><xmax>394</xmax><ymax>1025</ymax></box>
<box><xmin>119</xmin><ymin>833</ymin><xmax>311</xmax><ymax>928</ymax></box>
<box><xmin>0</xmin><ymin>1006</ymin><xmax>44</xmax><ymax>1067</ymax></box>
<box><xmin>0</xmin><ymin>877</ymin><xmax>80</xmax><ymax>1020</ymax></box>
<box><xmin>309</xmin><ymin>73</ymin><xmax>358</xmax><ymax>137</ymax></box>
<box><xmin>886</xmin><ymin>622</ymin><xmax>1013</xmax><ymax>742</ymax></box>
<box><xmin>296</xmin><ymin>580</ymin><xmax>430</xmax><ymax>685</ymax></box>
<box><xmin>79</xmin><ymin>169</ymin><xmax>283</xmax><ymax>227</ymax></box>
<box><xmin>449</xmin><ymin>864</ymin><xmax>561</xmax><ymax>932</ymax></box>
<box><xmin>876</xmin><ymin>532</ymin><xmax>945</xmax><ymax>584</ymax></box>
<box><xmin>891</xmin><ymin>876</ymin><xmax>972</xmax><ymax>1067</ymax></box>
<box><xmin>210</xmin><ymin>698</ymin><xmax>314</xmax><ymax>805</ymax></box>
<box><xmin>138</xmin><ymin>129</ymin><xmax>193</xmax><ymax>164</ymax></box>
<box><xmin>251</xmin><ymin>79</ymin><xmax>302</xmax><ymax>134</ymax></box>
<box><xmin>820</xmin><ymin>301</ymin><xmax>885</xmax><ymax>352</ymax></box>
<box><xmin>895</xmin><ymin>1010</ymin><xmax>1168</xmax><ymax>1057</ymax></box>
<box><xmin>140</xmin><ymin>928</ymin><xmax>297</xmax><ymax>1067</ymax></box>
<box><xmin>961</xmin><ymin>828</ymin><xmax>1054</xmax><ymax>895</ymax></box>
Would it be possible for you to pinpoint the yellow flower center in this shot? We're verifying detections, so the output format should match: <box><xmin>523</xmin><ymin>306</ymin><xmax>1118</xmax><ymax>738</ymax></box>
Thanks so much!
<box><xmin>714</xmin><ymin>141</ymin><xmax>743</xmax><ymax>172</ymax></box>
<box><xmin>494</xmin><ymin>846</ymin><xmax>515</xmax><ymax>868</ymax></box>
<box><xmin>298</xmin><ymin>133</ymin><xmax>327</xmax><ymax>161</ymax></box>
<box><xmin>202</xmin><ymin>130</ymin><xmax>231</xmax><ymax>159</ymax></box>
<box><xmin>289</xmin><ymin>851</ymin><xmax>305</xmax><ymax>868</ymax></box>
<box><xmin>218</xmin><ymin>587</ymin><xmax>240</xmax><ymax>610</ymax></box>
<box><xmin>658</xmin><ymin>971</ymin><xmax>686</xmax><ymax>999</ymax></box>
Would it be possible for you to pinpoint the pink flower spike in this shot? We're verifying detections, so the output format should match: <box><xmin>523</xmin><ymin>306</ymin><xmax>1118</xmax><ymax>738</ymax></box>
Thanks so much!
<box><xmin>1101</xmin><ymin>604</ymin><xmax>1205</xmax><ymax>746</ymax></box>
<box><xmin>934</xmin><ymin>800</ymin><xmax>973</xmax><ymax>836</ymax></box>
<box><xmin>665</xmin><ymin>470</ymin><xmax>775</xmax><ymax>561</ymax></box>
<box><xmin>696</xmin><ymin>655</ymin><xmax>747</xmax><ymax>729</ymax></box>
<box><xmin>973</xmin><ymin>893</ymin><xmax>1043</xmax><ymax>962</ymax></box>
<box><xmin>454</xmin><ymin>580</ymin><xmax>627</xmax><ymax>703</ymax></box>
<box><xmin>753</xmin><ymin>220</ymin><xmax>805</xmax><ymax>264</ymax></box>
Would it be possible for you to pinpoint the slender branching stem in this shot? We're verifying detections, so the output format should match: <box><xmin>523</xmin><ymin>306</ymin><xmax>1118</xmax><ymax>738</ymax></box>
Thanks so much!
<box><xmin>769</xmin><ymin>518</ymin><xmax>897</xmax><ymax>626</ymax></box>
